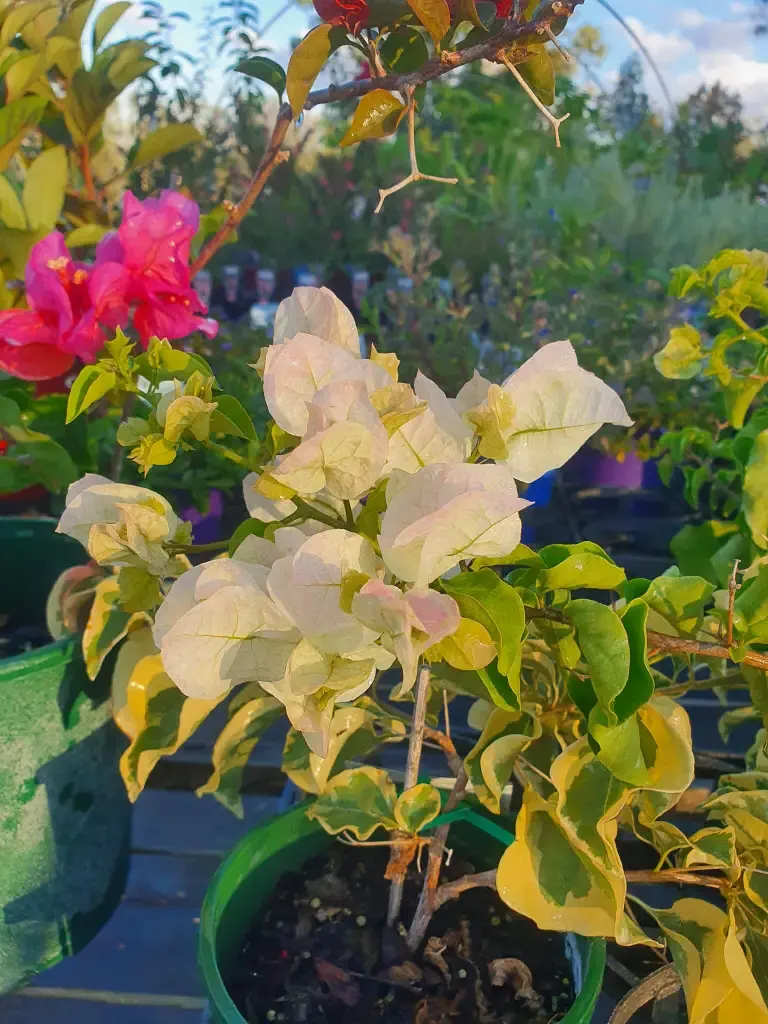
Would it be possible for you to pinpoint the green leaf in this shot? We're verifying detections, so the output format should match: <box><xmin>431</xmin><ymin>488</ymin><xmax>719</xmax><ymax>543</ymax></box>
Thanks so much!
<box><xmin>454</xmin><ymin>0</ymin><xmax>489</xmax><ymax>29</ymax></box>
<box><xmin>516</xmin><ymin>43</ymin><xmax>555</xmax><ymax>106</ymax></box>
<box><xmin>228</xmin><ymin>518</ymin><xmax>268</xmax><ymax>557</ymax></box>
<box><xmin>464</xmin><ymin>708</ymin><xmax>538</xmax><ymax>814</ymax></box>
<box><xmin>394</xmin><ymin>783</ymin><xmax>442</xmax><ymax>833</ymax></box>
<box><xmin>668</xmin><ymin>264</ymin><xmax>703</xmax><ymax>298</ymax></box>
<box><xmin>477</xmin><ymin>658</ymin><xmax>522</xmax><ymax>711</ymax></box>
<box><xmin>210</xmin><ymin>394</ymin><xmax>258</xmax><ymax>441</ymax></box>
<box><xmin>670</xmin><ymin>520</ymin><xmax>739</xmax><ymax>584</ymax></box>
<box><xmin>406</xmin><ymin>0</ymin><xmax>451</xmax><ymax>44</ymax></box>
<box><xmin>235</xmin><ymin>55</ymin><xmax>286</xmax><ymax>99</ymax></box>
<box><xmin>196</xmin><ymin>692</ymin><xmax>283</xmax><ymax>816</ymax></box>
<box><xmin>0</xmin><ymin>175</ymin><xmax>26</xmax><ymax>230</ymax></box>
<box><xmin>66</xmin><ymin>365</ymin><xmax>117</xmax><ymax>423</ymax></box>
<box><xmin>93</xmin><ymin>1</ymin><xmax>132</xmax><ymax>51</ymax></box>
<box><xmin>442</xmin><ymin>569</ymin><xmax>525</xmax><ymax>676</ymax></box>
<box><xmin>726</xmin><ymin>376</ymin><xmax>766</xmax><ymax>430</ymax></box>
<box><xmin>307</xmin><ymin>766</ymin><xmax>397</xmax><ymax>839</ymax></box>
<box><xmin>138</xmin><ymin>340</ymin><xmax>214</xmax><ymax>381</ymax></box>
<box><xmin>116</xmin><ymin>567</ymin><xmax>161</xmax><ymax>614</ymax></box>
<box><xmin>538</xmin><ymin>542</ymin><xmax>625</xmax><ymax>591</ymax></box>
<box><xmin>565</xmin><ymin>599</ymin><xmax>630</xmax><ymax>724</ymax></box>
<box><xmin>286</xmin><ymin>24</ymin><xmax>338</xmax><ymax>117</ymax></box>
<box><xmin>356</xmin><ymin>478</ymin><xmax>387</xmax><ymax>542</ymax></box>
<box><xmin>130</xmin><ymin>123</ymin><xmax>203</xmax><ymax>170</ymax></box>
<box><xmin>0</xmin><ymin>96</ymin><xmax>48</xmax><ymax>170</ymax></box>
<box><xmin>380</xmin><ymin>26</ymin><xmax>430</xmax><ymax>72</ymax></box>
<box><xmin>745</xmin><ymin>430</ymin><xmax>768</xmax><ymax>550</ymax></box>
<box><xmin>616</xmin><ymin>598</ymin><xmax>655</xmax><ymax>719</ymax></box>
<box><xmin>653</xmin><ymin>325</ymin><xmax>703</xmax><ymax>380</ymax></box>
<box><xmin>0</xmin><ymin>395</ymin><xmax>21</xmax><ymax>427</ymax></box>
<box><xmin>642</xmin><ymin>573</ymin><xmax>715</xmax><ymax>637</ymax></box>
<box><xmin>340</xmin><ymin>89</ymin><xmax>406</xmax><ymax>147</ymax></box>
<box><xmin>66</xmin><ymin>223</ymin><xmax>109</xmax><ymax>247</ymax></box>
<box><xmin>473</xmin><ymin>543</ymin><xmax>544</xmax><ymax>571</ymax></box>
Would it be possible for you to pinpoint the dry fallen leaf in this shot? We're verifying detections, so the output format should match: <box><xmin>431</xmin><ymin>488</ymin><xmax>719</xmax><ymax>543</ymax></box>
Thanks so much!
<box><xmin>424</xmin><ymin>936</ymin><xmax>451</xmax><ymax>985</ymax></box>
<box><xmin>488</xmin><ymin>957</ymin><xmax>543</xmax><ymax>1010</ymax></box>
<box><xmin>384</xmin><ymin>837</ymin><xmax>421</xmax><ymax>880</ymax></box>
<box><xmin>414</xmin><ymin>993</ymin><xmax>464</xmax><ymax>1024</ymax></box>
<box><xmin>378</xmin><ymin>960</ymin><xmax>424</xmax><ymax>989</ymax></box>
<box><xmin>315</xmin><ymin>958</ymin><xmax>361</xmax><ymax>1007</ymax></box>
<box><xmin>675</xmin><ymin>785</ymin><xmax>712</xmax><ymax>813</ymax></box>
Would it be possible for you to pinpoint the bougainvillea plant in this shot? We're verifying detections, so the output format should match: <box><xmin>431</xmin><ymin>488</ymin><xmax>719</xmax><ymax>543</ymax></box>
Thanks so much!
<box><xmin>53</xmin><ymin>285</ymin><xmax>768</xmax><ymax>1019</ymax></box>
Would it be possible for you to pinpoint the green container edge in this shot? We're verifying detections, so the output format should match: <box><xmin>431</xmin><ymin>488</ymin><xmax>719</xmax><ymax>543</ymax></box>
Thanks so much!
<box><xmin>0</xmin><ymin>517</ymin><xmax>132</xmax><ymax>993</ymax></box>
<box><xmin>199</xmin><ymin>803</ymin><xmax>607</xmax><ymax>1023</ymax></box>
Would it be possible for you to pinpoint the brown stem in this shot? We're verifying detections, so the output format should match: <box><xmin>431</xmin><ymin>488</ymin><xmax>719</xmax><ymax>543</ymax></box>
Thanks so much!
<box><xmin>406</xmin><ymin>766</ymin><xmax>468</xmax><ymax>951</ymax></box>
<box><xmin>625</xmin><ymin>869</ymin><xmax>727</xmax><ymax>891</ymax></box>
<box><xmin>423</xmin><ymin>726</ymin><xmax>463</xmax><ymax>778</ymax></box>
<box><xmin>81</xmin><ymin>145</ymin><xmax>97</xmax><ymax>204</ymax></box>
<box><xmin>727</xmin><ymin>560</ymin><xmax>741</xmax><ymax>648</ymax></box>
<box><xmin>524</xmin><ymin>605</ymin><xmax>768</xmax><ymax>673</ymax></box>
<box><xmin>431</xmin><ymin>869</ymin><xmax>498</xmax><ymax>911</ymax></box>
<box><xmin>304</xmin><ymin>2</ymin><xmax>584</xmax><ymax>111</ymax></box>
<box><xmin>386</xmin><ymin>665</ymin><xmax>431</xmax><ymax>927</ymax></box>
<box><xmin>190</xmin><ymin>106</ymin><xmax>293</xmax><ymax>277</ymax></box>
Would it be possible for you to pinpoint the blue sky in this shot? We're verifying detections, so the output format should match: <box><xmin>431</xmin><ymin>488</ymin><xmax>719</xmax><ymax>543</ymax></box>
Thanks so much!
<box><xmin>110</xmin><ymin>0</ymin><xmax>768</xmax><ymax>120</ymax></box>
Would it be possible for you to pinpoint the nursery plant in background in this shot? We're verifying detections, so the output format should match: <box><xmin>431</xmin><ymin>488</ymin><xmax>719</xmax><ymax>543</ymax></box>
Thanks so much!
<box><xmin>53</xmin><ymin>284</ymin><xmax>768</xmax><ymax>1023</ymax></box>
<box><xmin>654</xmin><ymin>248</ymin><xmax>768</xmax><ymax>591</ymax></box>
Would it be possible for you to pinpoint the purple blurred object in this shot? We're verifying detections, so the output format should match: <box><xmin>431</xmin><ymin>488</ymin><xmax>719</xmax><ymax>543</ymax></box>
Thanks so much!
<box><xmin>182</xmin><ymin>489</ymin><xmax>224</xmax><ymax>544</ymax></box>
<box><xmin>581</xmin><ymin>449</ymin><xmax>644</xmax><ymax>490</ymax></box>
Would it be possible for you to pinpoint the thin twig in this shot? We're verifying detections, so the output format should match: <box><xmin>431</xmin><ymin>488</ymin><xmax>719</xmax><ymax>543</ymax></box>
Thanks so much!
<box><xmin>625</xmin><ymin>869</ymin><xmax>727</xmax><ymax>891</ymax></box>
<box><xmin>81</xmin><ymin>144</ymin><xmax>97</xmax><ymax>204</ymax></box>
<box><xmin>423</xmin><ymin>725</ymin><xmax>463</xmax><ymax>778</ymax></box>
<box><xmin>190</xmin><ymin>105</ymin><xmax>293</xmax><ymax>276</ymax></box>
<box><xmin>525</xmin><ymin>605</ymin><xmax>768</xmax><ymax>673</ymax></box>
<box><xmin>498</xmin><ymin>52</ymin><xmax>570</xmax><ymax>147</ymax></box>
<box><xmin>406</xmin><ymin>766</ymin><xmax>469</xmax><ymax>951</ymax></box>
<box><xmin>386</xmin><ymin>665</ymin><xmax>432</xmax><ymax>927</ymax></box>
<box><xmin>727</xmin><ymin>559</ymin><xmax>741</xmax><ymax>648</ymax></box>
<box><xmin>374</xmin><ymin>89</ymin><xmax>458</xmax><ymax>213</ymax></box>
<box><xmin>431</xmin><ymin>869</ymin><xmax>497</xmax><ymax>911</ymax></box>
<box><xmin>545</xmin><ymin>26</ymin><xmax>571</xmax><ymax>61</ymax></box>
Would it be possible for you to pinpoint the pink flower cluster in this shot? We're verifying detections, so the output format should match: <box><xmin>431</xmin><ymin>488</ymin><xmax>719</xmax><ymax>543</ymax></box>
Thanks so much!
<box><xmin>0</xmin><ymin>190</ymin><xmax>218</xmax><ymax>381</ymax></box>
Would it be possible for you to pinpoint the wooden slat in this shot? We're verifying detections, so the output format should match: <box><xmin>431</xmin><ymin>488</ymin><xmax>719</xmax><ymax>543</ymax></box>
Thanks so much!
<box><xmin>0</xmin><ymin>994</ymin><xmax>203</xmax><ymax>1023</ymax></box>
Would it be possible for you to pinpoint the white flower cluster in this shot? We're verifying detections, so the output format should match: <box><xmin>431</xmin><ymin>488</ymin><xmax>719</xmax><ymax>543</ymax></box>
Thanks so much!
<box><xmin>57</xmin><ymin>286</ymin><xmax>631</xmax><ymax>757</ymax></box>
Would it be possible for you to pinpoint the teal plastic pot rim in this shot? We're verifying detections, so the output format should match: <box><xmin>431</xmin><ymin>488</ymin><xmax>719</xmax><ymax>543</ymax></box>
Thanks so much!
<box><xmin>0</xmin><ymin>635</ymin><xmax>75</xmax><ymax>679</ymax></box>
<box><xmin>199</xmin><ymin>804</ymin><xmax>607</xmax><ymax>1024</ymax></box>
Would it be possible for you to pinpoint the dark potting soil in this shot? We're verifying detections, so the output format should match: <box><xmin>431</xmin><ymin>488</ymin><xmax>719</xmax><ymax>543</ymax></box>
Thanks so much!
<box><xmin>228</xmin><ymin>844</ymin><xmax>573</xmax><ymax>1024</ymax></box>
<box><xmin>0</xmin><ymin>621</ymin><xmax>51</xmax><ymax>659</ymax></box>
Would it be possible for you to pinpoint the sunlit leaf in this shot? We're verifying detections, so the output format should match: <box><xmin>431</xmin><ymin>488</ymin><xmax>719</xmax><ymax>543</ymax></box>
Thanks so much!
<box><xmin>340</xmin><ymin>90</ymin><xmax>406</xmax><ymax>147</ymax></box>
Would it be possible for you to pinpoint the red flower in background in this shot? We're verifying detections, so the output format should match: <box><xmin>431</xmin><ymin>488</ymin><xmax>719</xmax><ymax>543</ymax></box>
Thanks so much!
<box><xmin>94</xmin><ymin>190</ymin><xmax>218</xmax><ymax>345</ymax></box>
<box><xmin>0</xmin><ymin>233</ymin><xmax>126</xmax><ymax>381</ymax></box>
<box><xmin>313</xmin><ymin>0</ymin><xmax>370</xmax><ymax>33</ymax></box>
<box><xmin>0</xmin><ymin>191</ymin><xmax>217</xmax><ymax>382</ymax></box>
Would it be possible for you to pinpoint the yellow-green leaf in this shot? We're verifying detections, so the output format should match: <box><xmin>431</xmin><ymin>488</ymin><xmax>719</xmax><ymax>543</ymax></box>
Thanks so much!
<box><xmin>406</xmin><ymin>0</ymin><xmax>450</xmax><ymax>45</ymax></box>
<box><xmin>340</xmin><ymin>89</ymin><xmax>406</xmax><ymax>147</ymax></box>
<box><xmin>654</xmin><ymin>325</ymin><xmax>703</xmax><ymax>380</ymax></box>
<box><xmin>286</xmin><ymin>24</ymin><xmax>335</xmax><ymax>118</ymax></box>
<box><xmin>196</xmin><ymin>692</ymin><xmax>283</xmax><ymax>816</ymax></box>
<box><xmin>130</xmin><ymin>123</ymin><xmax>204</xmax><ymax>171</ymax></box>
<box><xmin>745</xmin><ymin>430</ymin><xmax>768</xmax><ymax>551</ymax></box>
<box><xmin>92</xmin><ymin>0</ymin><xmax>132</xmax><ymax>51</ymax></box>
<box><xmin>0</xmin><ymin>96</ymin><xmax>48</xmax><ymax>170</ymax></box>
<box><xmin>116</xmin><ymin>566</ymin><xmax>162</xmax><ymax>614</ymax></box>
<box><xmin>66</xmin><ymin>364</ymin><xmax>117</xmax><ymax>423</ymax></box>
<box><xmin>23</xmin><ymin>145</ymin><xmax>67</xmax><ymax>230</ymax></box>
<box><xmin>82</xmin><ymin>576</ymin><xmax>149</xmax><ymax>680</ymax></box>
<box><xmin>307</xmin><ymin>765</ymin><xmax>398</xmax><ymax>839</ymax></box>
<box><xmin>428</xmin><ymin>616</ymin><xmax>496</xmax><ymax>670</ymax></box>
<box><xmin>516</xmin><ymin>43</ymin><xmax>555</xmax><ymax>106</ymax></box>
<box><xmin>464</xmin><ymin>707</ymin><xmax>539</xmax><ymax>814</ymax></box>
<box><xmin>394</xmin><ymin>783</ymin><xmax>442</xmax><ymax>833</ymax></box>
<box><xmin>0</xmin><ymin>175</ymin><xmax>26</xmax><ymax>230</ymax></box>
<box><xmin>0</xmin><ymin>0</ymin><xmax>55</xmax><ymax>47</ymax></box>
<box><xmin>112</xmin><ymin>628</ymin><xmax>222</xmax><ymax>802</ymax></box>
<box><xmin>66</xmin><ymin>223</ymin><xmax>110</xmax><ymax>248</ymax></box>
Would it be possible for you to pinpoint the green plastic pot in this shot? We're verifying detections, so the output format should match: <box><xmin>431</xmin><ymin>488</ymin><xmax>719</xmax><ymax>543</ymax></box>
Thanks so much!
<box><xmin>199</xmin><ymin>803</ymin><xmax>607</xmax><ymax>1023</ymax></box>
<box><xmin>0</xmin><ymin>518</ymin><xmax>131</xmax><ymax>994</ymax></box>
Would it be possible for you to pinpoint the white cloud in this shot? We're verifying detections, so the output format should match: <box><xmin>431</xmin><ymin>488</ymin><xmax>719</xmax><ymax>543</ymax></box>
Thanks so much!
<box><xmin>676</xmin><ymin>9</ymin><xmax>709</xmax><ymax>29</ymax></box>
<box><xmin>625</xmin><ymin>16</ymin><xmax>695</xmax><ymax>66</ymax></box>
